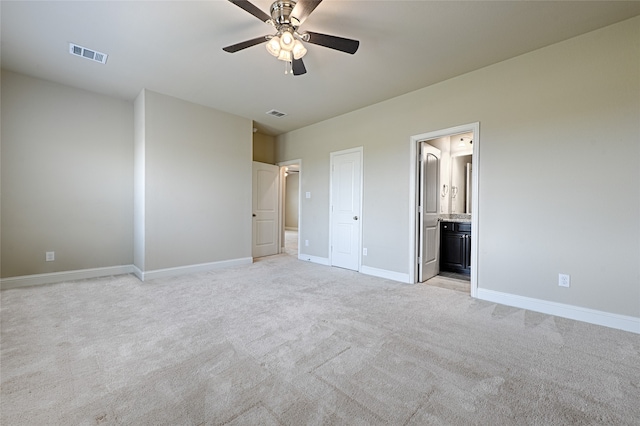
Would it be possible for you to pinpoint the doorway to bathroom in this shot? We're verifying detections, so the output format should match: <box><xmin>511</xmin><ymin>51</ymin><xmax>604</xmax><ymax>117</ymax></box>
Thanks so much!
<box><xmin>410</xmin><ymin>123</ymin><xmax>479</xmax><ymax>297</ymax></box>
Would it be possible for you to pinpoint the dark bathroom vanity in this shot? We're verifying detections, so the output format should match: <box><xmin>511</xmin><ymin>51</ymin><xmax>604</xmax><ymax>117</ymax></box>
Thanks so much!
<box><xmin>440</xmin><ymin>221</ymin><xmax>471</xmax><ymax>275</ymax></box>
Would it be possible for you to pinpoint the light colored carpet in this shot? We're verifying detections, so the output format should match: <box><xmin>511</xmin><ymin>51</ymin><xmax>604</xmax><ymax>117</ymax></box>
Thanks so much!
<box><xmin>1</xmin><ymin>254</ymin><xmax>639</xmax><ymax>425</ymax></box>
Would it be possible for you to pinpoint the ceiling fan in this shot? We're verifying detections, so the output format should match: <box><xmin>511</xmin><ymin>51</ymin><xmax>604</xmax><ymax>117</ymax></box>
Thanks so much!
<box><xmin>222</xmin><ymin>0</ymin><xmax>360</xmax><ymax>76</ymax></box>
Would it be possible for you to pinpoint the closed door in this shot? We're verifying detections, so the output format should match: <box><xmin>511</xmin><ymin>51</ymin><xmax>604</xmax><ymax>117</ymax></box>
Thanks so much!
<box><xmin>252</xmin><ymin>161</ymin><xmax>279</xmax><ymax>258</ymax></box>
<box><xmin>418</xmin><ymin>143</ymin><xmax>440</xmax><ymax>282</ymax></box>
<box><xmin>330</xmin><ymin>149</ymin><xmax>362</xmax><ymax>271</ymax></box>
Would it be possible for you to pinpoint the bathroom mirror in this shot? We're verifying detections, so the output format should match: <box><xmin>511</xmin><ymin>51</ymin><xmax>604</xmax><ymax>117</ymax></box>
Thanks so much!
<box><xmin>450</xmin><ymin>154</ymin><xmax>472</xmax><ymax>214</ymax></box>
<box><xmin>425</xmin><ymin>132</ymin><xmax>473</xmax><ymax>215</ymax></box>
<box><xmin>445</xmin><ymin>132</ymin><xmax>473</xmax><ymax>215</ymax></box>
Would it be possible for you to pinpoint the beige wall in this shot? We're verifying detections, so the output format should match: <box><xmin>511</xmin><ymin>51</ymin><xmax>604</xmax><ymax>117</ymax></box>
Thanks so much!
<box><xmin>137</xmin><ymin>90</ymin><xmax>253</xmax><ymax>272</ymax></box>
<box><xmin>1</xmin><ymin>70</ymin><xmax>134</xmax><ymax>278</ymax></box>
<box><xmin>1</xmin><ymin>73</ymin><xmax>253</xmax><ymax>279</ymax></box>
<box><xmin>276</xmin><ymin>17</ymin><xmax>640</xmax><ymax>318</ymax></box>
<box><xmin>285</xmin><ymin>173</ymin><xmax>299</xmax><ymax>230</ymax></box>
<box><xmin>253</xmin><ymin>131</ymin><xmax>276</xmax><ymax>164</ymax></box>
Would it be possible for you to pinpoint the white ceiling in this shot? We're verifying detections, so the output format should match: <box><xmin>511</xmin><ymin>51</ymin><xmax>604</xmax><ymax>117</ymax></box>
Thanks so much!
<box><xmin>2</xmin><ymin>1</ymin><xmax>639</xmax><ymax>135</ymax></box>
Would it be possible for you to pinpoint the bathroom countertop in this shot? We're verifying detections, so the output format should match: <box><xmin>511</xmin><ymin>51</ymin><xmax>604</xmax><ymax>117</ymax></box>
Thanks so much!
<box><xmin>439</xmin><ymin>214</ymin><xmax>471</xmax><ymax>223</ymax></box>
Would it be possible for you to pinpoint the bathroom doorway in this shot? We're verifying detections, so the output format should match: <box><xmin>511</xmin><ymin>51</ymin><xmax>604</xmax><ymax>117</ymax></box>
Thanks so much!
<box><xmin>410</xmin><ymin>123</ymin><xmax>479</xmax><ymax>297</ymax></box>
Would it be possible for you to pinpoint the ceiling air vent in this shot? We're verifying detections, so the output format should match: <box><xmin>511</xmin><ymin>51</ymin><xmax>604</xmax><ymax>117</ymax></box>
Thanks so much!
<box><xmin>69</xmin><ymin>43</ymin><xmax>108</xmax><ymax>64</ymax></box>
<box><xmin>266</xmin><ymin>109</ymin><xmax>287</xmax><ymax>118</ymax></box>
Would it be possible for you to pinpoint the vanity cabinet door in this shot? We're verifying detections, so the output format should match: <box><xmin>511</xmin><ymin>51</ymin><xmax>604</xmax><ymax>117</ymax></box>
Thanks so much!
<box><xmin>462</xmin><ymin>234</ymin><xmax>471</xmax><ymax>271</ymax></box>
<box><xmin>440</xmin><ymin>222</ymin><xmax>471</xmax><ymax>274</ymax></box>
<box><xmin>441</xmin><ymin>232</ymin><xmax>465</xmax><ymax>269</ymax></box>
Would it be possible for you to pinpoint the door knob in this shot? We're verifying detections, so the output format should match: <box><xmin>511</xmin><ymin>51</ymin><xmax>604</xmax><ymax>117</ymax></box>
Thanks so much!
<box><xmin>252</xmin><ymin>214</ymin><xmax>256</xmax><ymax>217</ymax></box>
<box><xmin>353</xmin><ymin>216</ymin><xmax>358</xmax><ymax>220</ymax></box>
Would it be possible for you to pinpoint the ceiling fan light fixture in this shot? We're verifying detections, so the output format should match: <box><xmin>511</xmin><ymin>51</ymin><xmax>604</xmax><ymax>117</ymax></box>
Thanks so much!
<box><xmin>277</xmin><ymin>49</ymin><xmax>292</xmax><ymax>62</ymax></box>
<box><xmin>280</xmin><ymin>30</ymin><xmax>295</xmax><ymax>51</ymax></box>
<box><xmin>223</xmin><ymin>0</ymin><xmax>361</xmax><ymax>76</ymax></box>
<box><xmin>266</xmin><ymin>36</ymin><xmax>281</xmax><ymax>57</ymax></box>
<box><xmin>292</xmin><ymin>39</ymin><xmax>307</xmax><ymax>59</ymax></box>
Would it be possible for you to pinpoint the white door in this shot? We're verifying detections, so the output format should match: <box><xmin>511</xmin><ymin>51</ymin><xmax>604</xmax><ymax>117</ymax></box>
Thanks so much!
<box><xmin>330</xmin><ymin>149</ymin><xmax>362</xmax><ymax>271</ymax></box>
<box><xmin>418</xmin><ymin>143</ymin><xmax>440</xmax><ymax>282</ymax></box>
<box><xmin>252</xmin><ymin>162</ymin><xmax>279</xmax><ymax>258</ymax></box>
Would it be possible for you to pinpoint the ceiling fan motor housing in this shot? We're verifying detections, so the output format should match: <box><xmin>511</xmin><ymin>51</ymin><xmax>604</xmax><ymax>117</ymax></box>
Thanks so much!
<box><xmin>270</xmin><ymin>1</ymin><xmax>298</xmax><ymax>27</ymax></box>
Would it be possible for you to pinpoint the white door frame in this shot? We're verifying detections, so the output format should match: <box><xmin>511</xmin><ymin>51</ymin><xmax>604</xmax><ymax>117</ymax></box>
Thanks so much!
<box><xmin>329</xmin><ymin>147</ymin><xmax>363</xmax><ymax>271</ymax></box>
<box><xmin>409</xmin><ymin>123</ymin><xmax>480</xmax><ymax>297</ymax></box>
<box><xmin>278</xmin><ymin>159</ymin><xmax>302</xmax><ymax>256</ymax></box>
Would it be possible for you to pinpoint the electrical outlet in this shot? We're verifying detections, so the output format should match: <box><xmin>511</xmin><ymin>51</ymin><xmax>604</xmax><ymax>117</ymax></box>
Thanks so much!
<box><xmin>363</xmin><ymin>248</ymin><xmax>368</xmax><ymax>256</ymax></box>
<box><xmin>305</xmin><ymin>240</ymin><xmax>309</xmax><ymax>247</ymax></box>
<box><xmin>558</xmin><ymin>273</ymin><xmax>570</xmax><ymax>288</ymax></box>
<box><xmin>46</xmin><ymin>251</ymin><xmax>55</xmax><ymax>262</ymax></box>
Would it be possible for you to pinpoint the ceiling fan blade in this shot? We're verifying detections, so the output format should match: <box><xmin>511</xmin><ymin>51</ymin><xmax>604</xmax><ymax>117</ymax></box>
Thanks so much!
<box><xmin>228</xmin><ymin>0</ymin><xmax>270</xmax><ymax>22</ymax></box>
<box><xmin>222</xmin><ymin>36</ymin><xmax>268</xmax><ymax>53</ymax></box>
<box><xmin>291</xmin><ymin>0</ymin><xmax>322</xmax><ymax>26</ymax></box>
<box><xmin>305</xmin><ymin>31</ymin><xmax>359</xmax><ymax>54</ymax></box>
<box><xmin>292</xmin><ymin>58</ymin><xmax>307</xmax><ymax>76</ymax></box>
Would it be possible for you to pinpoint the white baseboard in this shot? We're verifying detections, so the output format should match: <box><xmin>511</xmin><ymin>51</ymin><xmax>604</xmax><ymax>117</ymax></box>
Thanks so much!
<box><xmin>296</xmin><ymin>256</ymin><xmax>410</xmax><ymax>284</ymax></box>
<box><xmin>298</xmin><ymin>253</ymin><xmax>330</xmax><ymax>266</ymax></box>
<box><xmin>477</xmin><ymin>288</ymin><xmax>640</xmax><ymax>334</ymax></box>
<box><xmin>360</xmin><ymin>265</ymin><xmax>411</xmax><ymax>283</ymax></box>
<box><xmin>0</xmin><ymin>265</ymin><xmax>136</xmax><ymax>290</ymax></box>
<box><xmin>140</xmin><ymin>257</ymin><xmax>253</xmax><ymax>281</ymax></box>
<box><xmin>1</xmin><ymin>258</ymin><xmax>255</xmax><ymax>288</ymax></box>
<box><xmin>132</xmin><ymin>265</ymin><xmax>144</xmax><ymax>281</ymax></box>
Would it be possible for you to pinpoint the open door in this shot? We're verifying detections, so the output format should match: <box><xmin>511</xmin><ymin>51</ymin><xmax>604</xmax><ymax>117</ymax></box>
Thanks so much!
<box><xmin>252</xmin><ymin>162</ymin><xmax>280</xmax><ymax>258</ymax></box>
<box><xmin>418</xmin><ymin>143</ymin><xmax>440</xmax><ymax>282</ymax></box>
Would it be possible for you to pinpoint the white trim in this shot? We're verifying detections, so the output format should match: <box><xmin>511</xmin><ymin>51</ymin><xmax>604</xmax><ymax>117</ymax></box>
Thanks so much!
<box><xmin>329</xmin><ymin>147</ymin><xmax>364</xmax><ymax>272</ymax></box>
<box><xmin>477</xmin><ymin>288</ymin><xmax>640</xmax><ymax>334</ymax></box>
<box><xmin>141</xmin><ymin>257</ymin><xmax>253</xmax><ymax>281</ymax></box>
<box><xmin>360</xmin><ymin>265</ymin><xmax>411</xmax><ymax>283</ymax></box>
<box><xmin>277</xmin><ymin>163</ymin><xmax>287</xmax><ymax>255</ymax></box>
<box><xmin>1</xmin><ymin>265</ymin><xmax>136</xmax><ymax>290</ymax></box>
<box><xmin>469</xmin><ymin>124</ymin><xmax>480</xmax><ymax>298</ymax></box>
<box><xmin>298</xmin><ymin>253</ymin><xmax>330</xmax><ymax>266</ymax></box>
<box><xmin>409</xmin><ymin>123</ymin><xmax>480</xmax><ymax>298</ymax></box>
<box><xmin>1</xmin><ymin>257</ymin><xmax>257</xmax><ymax>288</ymax></box>
<box><xmin>132</xmin><ymin>265</ymin><xmax>144</xmax><ymax>281</ymax></box>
